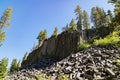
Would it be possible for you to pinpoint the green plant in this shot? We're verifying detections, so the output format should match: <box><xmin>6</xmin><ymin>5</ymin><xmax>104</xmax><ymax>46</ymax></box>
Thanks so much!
<box><xmin>93</xmin><ymin>32</ymin><xmax>120</xmax><ymax>46</ymax></box>
<box><xmin>31</xmin><ymin>73</ymin><xmax>50</xmax><ymax>80</ymax></box>
<box><xmin>113</xmin><ymin>59</ymin><xmax>120</xmax><ymax>67</ymax></box>
<box><xmin>0</xmin><ymin>58</ymin><xmax>8</xmax><ymax>80</ymax></box>
<box><xmin>58</xmin><ymin>73</ymin><xmax>70</xmax><ymax>80</ymax></box>
<box><xmin>77</xmin><ymin>43</ymin><xmax>91</xmax><ymax>51</ymax></box>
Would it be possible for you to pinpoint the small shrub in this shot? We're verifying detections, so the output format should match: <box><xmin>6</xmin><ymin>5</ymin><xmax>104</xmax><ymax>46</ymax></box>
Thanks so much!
<box><xmin>58</xmin><ymin>73</ymin><xmax>70</xmax><ymax>80</ymax></box>
<box><xmin>77</xmin><ymin>43</ymin><xmax>91</xmax><ymax>51</ymax></box>
<box><xmin>31</xmin><ymin>73</ymin><xmax>51</xmax><ymax>80</ymax></box>
<box><xmin>113</xmin><ymin>59</ymin><xmax>120</xmax><ymax>67</ymax></box>
<box><xmin>93</xmin><ymin>32</ymin><xmax>120</xmax><ymax>46</ymax></box>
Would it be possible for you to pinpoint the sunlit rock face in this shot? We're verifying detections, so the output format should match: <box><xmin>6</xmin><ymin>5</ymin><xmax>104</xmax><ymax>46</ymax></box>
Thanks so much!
<box><xmin>22</xmin><ymin>27</ymin><xmax>110</xmax><ymax>66</ymax></box>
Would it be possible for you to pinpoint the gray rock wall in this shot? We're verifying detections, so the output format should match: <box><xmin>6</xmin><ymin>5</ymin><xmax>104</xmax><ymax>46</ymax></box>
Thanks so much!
<box><xmin>22</xmin><ymin>27</ymin><xmax>110</xmax><ymax>66</ymax></box>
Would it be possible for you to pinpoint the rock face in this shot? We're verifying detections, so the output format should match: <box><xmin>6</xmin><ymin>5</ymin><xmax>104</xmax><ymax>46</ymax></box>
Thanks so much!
<box><xmin>22</xmin><ymin>27</ymin><xmax>110</xmax><ymax>66</ymax></box>
<box><xmin>22</xmin><ymin>31</ymin><xmax>83</xmax><ymax>66</ymax></box>
<box><xmin>7</xmin><ymin>46</ymin><xmax>120</xmax><ymax>80</ymax></box>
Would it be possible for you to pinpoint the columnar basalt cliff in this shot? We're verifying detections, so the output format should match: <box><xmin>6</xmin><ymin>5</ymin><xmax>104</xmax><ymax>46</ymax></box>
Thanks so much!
<box><xmin>22</xmin><ymin>27</ymin><xmax>110</xmax><ymax>66</ymax></box>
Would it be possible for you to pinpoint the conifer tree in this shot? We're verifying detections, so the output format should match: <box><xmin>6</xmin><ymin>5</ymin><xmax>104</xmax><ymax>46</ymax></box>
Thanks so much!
<box><xmin>108</xmin><ymin>0</ymin><xmax>120</xmax><ymax>32</ymax></box>
<box><xmin>10</xmin><ymin>59</ymin><xmax>18</xmax><ymax>72</ymax></box>
<box><xmin>91</xmin><ymin>7</ymin><xmax>97</xmax><ymax>28</ymax></box>
<box><xmin>69</xmin><ymin>19</ymin><xmax>77</xmax><ymax>31</ymax></box>
<box><xmin>75</xmin><ymin>5</ymin><xmax>83</xmax><ymax>30</ymax></box>
<box><xmin>22</xmin><ymin>52</ymin><xmax>28</xmax><ymax>62</ymax></box>
<box><xmin>43</xmin><ymin>29</ymin><xmax>47</xmax><ymax>40</ymax></box>
<box><xmin>17</xmin><ymin>60</ymin><xmax>21</xmax><ymax>69</ymax></box>
<box><xmin>37</xmin><ymin>30</ymin><xmax>43</xmax><ymax>46</ymax></box>
<box><xmin>21</xmin><ymin>52</ymin><xmax>28</xmax><ymax>66</ymax></box>
<box><xmin>0</xmin><ymin>58</ymin><xmax>8</xmax><ymax>79</ymax></box>
<box><xmin>0</xmin><ymin>7</ymin><xmax>12</xmax><ymax>45</ymax></box>
<box><xmin>91</xmin><ymin>7</ymin><xmax>106</xmax><ymax>28</ymax></box>
<box><xmin>108</xmin><ymin>10</ymin><xmax>113</xmax><ymax>21</ymax></box>
<box><xmin>52</xmin><ymin>27</ymin><xmax>58</xmax><ymax>37</ymax></box>
<box><xmin>106</xmin><ymin>10</ymin><xmax>113</xmax><ymax>27</ymax></box>
<box><xmin>83</xmin><ymin>10</ymin><xmax>90</xmax><ymax>30</ymax></box>
<box><xmin>37</xmin><ymin>29</ymin><xmax>47</xmax><ymax>46</ymax></box>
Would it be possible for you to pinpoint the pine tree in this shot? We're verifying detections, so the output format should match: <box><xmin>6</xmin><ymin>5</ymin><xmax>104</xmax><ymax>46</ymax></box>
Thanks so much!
<box><xmin>108</xmin><ymin>10</ymin><xmax>113</xmax><ymax>21</ymax></box>
<box><xmin>52</xmin><ymin>27</ymin><xmax>58</xmax><ymax>37</ymax></box>
<box><xmin>106</xmin><ymin>10</ymin><xmax>113</xmax><ymax>26</ymax></box>
<box><xmin>21</xmin><ymin>52</ymin><xmax>28</xmax><ymax>66</ymax></box>
<box><xmin>69</xmin><ymin>19</ymin><xmax>77</xmax><ymax>31</ymax></box>
<box><xmin>75</xmin><ymin>5</ymin><xmax>83</xmax><ymax>30</ymax></box>
<box><xmin>0</xmin><ymin>58</ymin><xmax>8</xmax><ymax>79</ymax></box>
<box><xmin>83</xmin><ymin>10</ymin><xmax>90</xmax><ymax>30</ymax></box>
<box><xmin>43</xmin><ymin>29</ymin><xmax>47</xmax><ymax>40</ymax></box>
<box><xmin>22</xmin><ymin>52</ymin><xmax>28</xmax><ymax>62</ymax></box>
<box><xmin>91</xmin><ymin>7</ymin><xmax>106</xmax><ymax>28</ymax></box>
<box><xmin>91</xmin><ymin>7</ymin><xmax>97</xmax><ymax>28</ymax></box>
<box><xmin>10</xmin><ymin>59</ymin><xmax>18</xmax><ymax>72</ymax></box>
<box><xmin>108</xmin><ymin>0</ymin><xmax>120</xmax><ymax>32</ymax></box>
<box><xmin>37</xmin><ymin>30</ymin><xmax>43</xmax><ymax>46</ymax></box>
<box><xmin>17</xmin><ymin>60</ymin><xmax>21</xmax><ymax>69</ymax></box>
<box><xmin>0</xmin><ymin>7</ymin><xmax>12</xmax><ymax>45</ymax></box>
<box><xmin>37</xmin><ymin>29</ymin><xmax>47</xmax><ymax>46</ymax></box>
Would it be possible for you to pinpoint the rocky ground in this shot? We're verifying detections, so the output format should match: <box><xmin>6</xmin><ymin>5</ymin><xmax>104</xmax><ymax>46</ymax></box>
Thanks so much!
<box><xmin>6</xmin><ymin>46</ymin><xmax>120</xmax><ymax>80</ymax></box>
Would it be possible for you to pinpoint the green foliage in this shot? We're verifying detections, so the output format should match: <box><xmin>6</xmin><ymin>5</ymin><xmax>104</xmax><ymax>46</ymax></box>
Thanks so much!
<box><xmin>0</xmin><ymin>7</ymin><xmax>12</xmax><ymax>45</ymax></box>
<box><xmin>31</xmin><ymin>73</ymin><xmax>51</xmax><ymax>80</ymax></box>
<box><xmin>88</xmin><ymin>35</ymin><xmax>100</xmax><ymax>43</ymax></box>
<box><xmin>58</xmin><ymin>73</ymin><xmax>70</xmax><ymax>80</ymax></box>
<box><xmin>10</xmin><ymin>59</ymin><xmax>19</xmax><ymax>72</ymax></box>
<box><xmin>43</xmin><ymin>29</ymin><xmax>47</xmax><ymax>40</ymax></box>
<box><xmin>113</xmin><ymin>59</ymin><xmax>120</xmax><ymax>67</ymax></box>
<box><xmin>75</xmin><ymin>5</ymin><xmax>83</xmax><ymax>30</ymax></box>
<box><xmin>0</xmin><ymin>32</ymin><xmax>5</xmax><ymax>45</ymax></box>
<box><xmin>37</xmin><ymin>29</ymin><xmax>47</xmax><ymax>46</ymax></box>
<box><xmin>109</xmin><ymin>0</ymin><xmax>120</xmax><ymax>32</ymax></box>
<box><xmin>30</xmin><ymin>73</ymin><xmax>70</xmax><ymax>80</ymax></box>
<box><xmin>17</xmin><ymin>60</ymin><xmax>21</xmax><ymax>69</ymax></box>
<box><xmin>114</xmin><ymin>25</ymin><xmax>120</xmax><ymax>33</ymax></box>
<box><xmin>91</xmin><ymin>7</ymin><xmax>107</xmax><ymax>28</ymax></box>
<box><xmin>21</xmin><ymin>52</ymin><xmax>28</xmax><ymax>66</ymax></box>
<box><xmin>83</xmin><ymin>10</ymin><xmax>90</xmax><ymax>30</ymax></box>
<box><xmin>52</xmin><ymin>27</ymin><xmax>58</xmax><ymax>38</ymax></box>
<box><xmin>0</xmin><ymin>58</ymin><xmax>8</xmax><ymax>79</ymax></box>
<box><xmin>77</xmin><ymin>43</ymin><xmax>91</xmax><ymax>51</ymax></box>
<box><xmin>68</xmin><ymin>19</ymin><xmax>77</xmax><ymax>31</ymax></box>
<box><xmin>93</xmin><ymin>32</ymin><xmax>120</xmax><ymax>46</ymax></box>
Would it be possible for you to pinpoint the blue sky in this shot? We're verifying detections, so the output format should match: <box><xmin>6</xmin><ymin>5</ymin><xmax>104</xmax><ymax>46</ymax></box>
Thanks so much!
<box><xmin>0</xmin><ymin>0</ymin><xmax>114</xmax><ymax>66</ymax></box>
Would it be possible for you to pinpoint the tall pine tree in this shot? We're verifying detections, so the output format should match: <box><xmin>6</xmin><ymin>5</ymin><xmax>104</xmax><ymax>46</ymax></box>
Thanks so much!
<box><xmin>91</xmin><ymin>7</ymin><xmax>106</xmax><ymax>28</ymax></box>
<box><xmin>0</xmin><ymin>7</ymin><xmax>12</xmax><ymax>45</ymax></box>
<box><xmin>52</xmin><ymin>27</ymin><xmax>58</xmax><ymax>37</ymax></box>
<box><xmin>109</xmin><ymin>0</ymin><xmax>120</xmax><ymax>32</ymax></box>
<box><xmin>83</xmin><ymin>10</ymin><xmax>90</xmax><ymax>30</ymax></box>
<box><xmin>75</xmin><ymin>5</ymin><xmax>83</xmax><ymax>30</ymax></box>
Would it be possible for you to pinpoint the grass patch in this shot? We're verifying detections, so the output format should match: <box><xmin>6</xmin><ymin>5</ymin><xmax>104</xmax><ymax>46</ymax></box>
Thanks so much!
<box><xmin>77</xmin><ymin>43</ymin><xmax>91</xmax><ymax>51</ymax></box>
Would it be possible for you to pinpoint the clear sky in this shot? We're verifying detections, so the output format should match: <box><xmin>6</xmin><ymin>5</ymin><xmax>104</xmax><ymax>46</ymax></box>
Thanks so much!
<box><xmin>0</xmin><ymin>0</ymin><xmax>114</xmax><ymax>66</ymax></box>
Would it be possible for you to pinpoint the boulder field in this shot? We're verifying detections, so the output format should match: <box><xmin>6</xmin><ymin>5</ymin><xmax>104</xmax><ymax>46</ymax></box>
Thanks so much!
<box><xmin>6</xmin><ymin>46</ymin><xmax>120</xmax><ymax>80</ymax></box>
